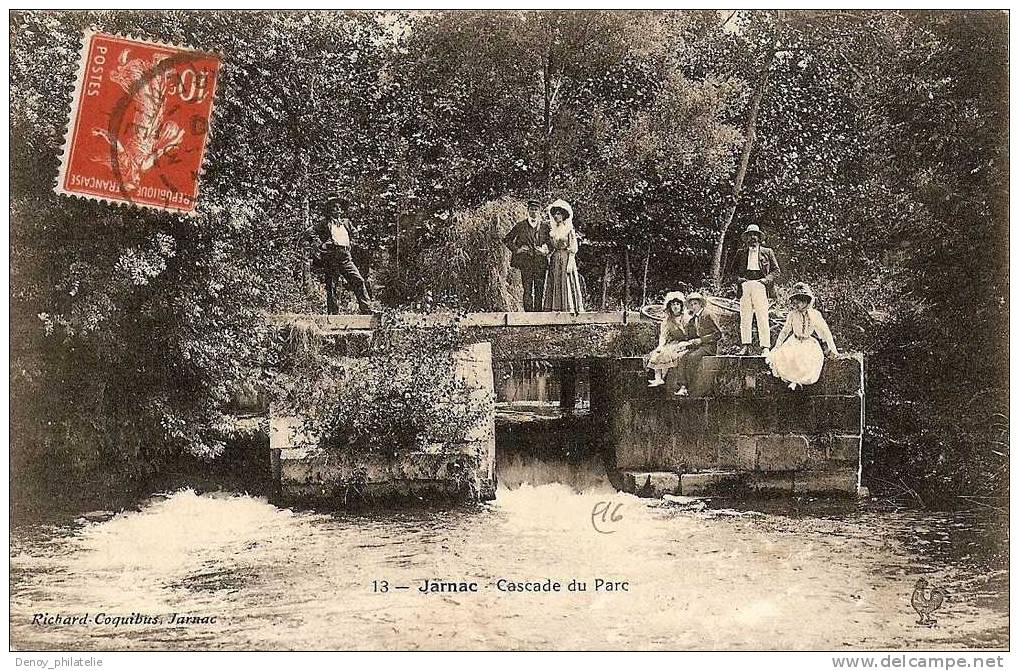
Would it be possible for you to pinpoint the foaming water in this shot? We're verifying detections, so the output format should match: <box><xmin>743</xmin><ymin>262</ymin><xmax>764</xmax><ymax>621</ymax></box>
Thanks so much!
<box><xmin>10</xmin><ymin>459</ymin><xmax>1008</xmax><ymax>651</ymax></box>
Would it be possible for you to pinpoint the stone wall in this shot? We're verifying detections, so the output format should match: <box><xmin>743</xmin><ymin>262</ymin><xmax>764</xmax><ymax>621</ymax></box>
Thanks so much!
<box><xmin>269</xmin><ymin>342</ymin><xmax>497</xmax><ymax>504</ymax></box>
<box><xmin>602</xmin><ymin>355</ymin><xmax>863</xmax><ymax>497</ymax></box>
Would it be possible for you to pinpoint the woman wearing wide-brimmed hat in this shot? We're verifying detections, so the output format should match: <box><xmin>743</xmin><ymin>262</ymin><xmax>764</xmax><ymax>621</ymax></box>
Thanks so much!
<box><xmin>765</xmin><ymin>282</ymin><xmax>840</xmax><ymax>389</ymax></box>
<box><xmin>542</xmin><ymin>199</ymin><xmax>585</xmax><ymax>313</ymax></box>
<box><xmin>644</xmin><ymin>291</ymin><xmax>690</xmax><ymax>387</ymax></box>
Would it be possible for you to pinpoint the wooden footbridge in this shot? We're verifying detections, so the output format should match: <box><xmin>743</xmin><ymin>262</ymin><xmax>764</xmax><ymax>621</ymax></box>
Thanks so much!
<box><xmin>272</xmin><ymin>310</ymin><xmax>660</xmax><ymax>360</ymax></box>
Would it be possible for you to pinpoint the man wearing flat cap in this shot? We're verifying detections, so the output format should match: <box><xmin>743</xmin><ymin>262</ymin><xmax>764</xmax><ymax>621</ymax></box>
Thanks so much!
<box><xmin>305</xmin><ymin>195</ymin><xmax>378</xmax><ymax>315</ymax></box>
<box><xmin>726</xmin><ymin>223</ymin><xmax>781</xmax><ymax>355</ymax></box>
<box><xmin>503</xmin><ymin>199</ymin><xmax>551</xmax><ymax>312</ymax></box>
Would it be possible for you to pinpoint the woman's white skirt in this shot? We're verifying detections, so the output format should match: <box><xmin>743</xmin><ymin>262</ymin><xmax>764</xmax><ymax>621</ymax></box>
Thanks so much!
<box><xmin>646</xmin><ymin>341</ymin><xmax>687</xmax><ymax>372</ymax></box>
<box><xmin>766</xmin><ymin>336</ymin><xmax>824</xmax><ymax>388</ymax></box>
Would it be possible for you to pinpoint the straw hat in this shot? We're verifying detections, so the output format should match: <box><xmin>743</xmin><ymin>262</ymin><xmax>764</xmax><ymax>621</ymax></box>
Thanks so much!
<box><xmin>686</xmin><ymin>291</ymin><xmax>706</xmax><ymax>306</ymax></box>
<box><xmin>741</xmin><ymin>224</ymin><xmax>764</xmax><ymax>242</ymax></box>
<box><xmin>789</xmin><ymin>282</ymin><xmax>815</xmax><ymax>305</ymax></box>
<box><xmin>662</xmin><ymin>291</ymin><xmax>686</xmax><ymax>311</ymax></box>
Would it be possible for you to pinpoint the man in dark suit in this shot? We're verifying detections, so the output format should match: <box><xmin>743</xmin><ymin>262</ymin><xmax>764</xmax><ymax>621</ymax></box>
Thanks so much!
<box><xmin>725</xmin><ymin>224</ymin><xmax>781</xmax><ymax>355</ymax></box>
<box><xmin>502</xmin><ymin>199</ymin><xmax>551</xmax><ymax>312</ymax></box>
<box><xmin>305</xmin><ymin>196</ymin><xmax>378</xmax><ymax>315</ymax></box>
<box><xmin>672</xmin><ymin>292</ymin><xmax>723</xmax><ymax>396</ymax></box>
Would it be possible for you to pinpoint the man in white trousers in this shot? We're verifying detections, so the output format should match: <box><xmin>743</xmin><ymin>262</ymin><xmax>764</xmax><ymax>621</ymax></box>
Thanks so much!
<box><xmin>726</xmin><ymin>224</ymin><xmax>781</xmax><ymax>356</ymax></box>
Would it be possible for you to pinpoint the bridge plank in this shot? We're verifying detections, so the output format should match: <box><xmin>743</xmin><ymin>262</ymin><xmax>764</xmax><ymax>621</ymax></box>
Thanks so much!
<box><xmin>506</xmin><ymin>311</ymin><xmax>625</xmax><ymax>326</ymax></box>
<box><xmin>272</xmin><ymin>311</ymin><xmax>652</xmax><ymax>330</ymax></box>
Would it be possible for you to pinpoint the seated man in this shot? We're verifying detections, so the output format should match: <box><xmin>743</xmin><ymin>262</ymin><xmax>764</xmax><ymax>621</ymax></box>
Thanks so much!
<box><xmin>306</xmin><ymin>196</ymin><xmax>378</xmax><ymax>315</ymax></box>
<box><xmin>672</xmin><ymin>292</ymin><xmax>722</xmax><ymax>397</ymax></box>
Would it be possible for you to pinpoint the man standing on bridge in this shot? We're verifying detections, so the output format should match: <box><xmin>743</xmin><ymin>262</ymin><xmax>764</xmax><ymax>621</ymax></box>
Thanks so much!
<box><xmin>503</xmin><ymin>199</ymin><xmax>551</xmax><ymax>311</ymax></box>
<box><xmin>726</xmin><ymin>224</ymin><xmax>781</xmax><ymax>355</ymax></box>
<box><xmin>306</xmin><ymin>196</ymin><xmax>378</xmax><ymax>316</ymax></box>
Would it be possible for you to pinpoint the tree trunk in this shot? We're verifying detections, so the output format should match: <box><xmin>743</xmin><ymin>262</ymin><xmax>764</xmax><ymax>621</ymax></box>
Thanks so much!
<box><xmin>542</xmin><ymin>49</ymin><xmax>553</xmax><ymax>194</ymax></box>
<box><xmin>601</xmin><ymin>258</ymin><xmax>611</xmax><ymax>309</ymax></box>
<box><xmin>623</xmin><ymin>246</ymin><xmax>631</xmax><ymax>311</ymax></box>
<box><xmin>300</xmin><ymin>160</ymin><xmax>313</xmax><ymax>296</ymax></box>
<box><xmin>640</xmin><ymin>244</ymin><xmax>651</xmax><ymax>306</ymax></box>
<box><xmin>710</xmin><ymin>48</ymin><xmax>777</xmax><ymax>285</ymax></box>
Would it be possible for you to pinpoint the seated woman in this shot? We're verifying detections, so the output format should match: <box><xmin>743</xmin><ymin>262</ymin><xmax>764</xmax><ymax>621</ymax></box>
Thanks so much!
<box><xmin>765</xmin><ymin>282</ymin><xmax>840</xmax><ymax>389</ymax></box>
<box><xmin>673</xmin><ymin>292</ymin><xmax>723</xmax><ymax>396</ymax></box>
<box><xmin>645</xmin><ymin>291</ymin><xmax>689</xmax><ymax>387</ymax></box>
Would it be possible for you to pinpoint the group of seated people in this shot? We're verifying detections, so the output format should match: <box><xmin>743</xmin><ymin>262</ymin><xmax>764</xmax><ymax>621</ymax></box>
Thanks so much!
<box><xmin>645</xmin><ymin>224</ymin><xmax>841</xmax><ymax>396</ymax></box>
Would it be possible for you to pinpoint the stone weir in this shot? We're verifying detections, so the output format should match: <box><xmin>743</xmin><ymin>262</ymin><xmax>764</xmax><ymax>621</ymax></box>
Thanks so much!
<box><xmin>254</xmin><ymin>312</ymin><xmax>863</xmax><ymax>505</ymax></box>
<box><xmin>591</xmin><ymin>355</ymin><xmax>864</xmax><ymax>498</ymax></box>
<box><xmin>261</xmin><ymin>311</ymin><xmax>659</xmax><ymax>505</ymax></box>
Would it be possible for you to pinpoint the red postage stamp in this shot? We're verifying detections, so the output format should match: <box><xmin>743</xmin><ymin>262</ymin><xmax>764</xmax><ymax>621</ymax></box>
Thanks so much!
<box><xmin>55</xmin><ymin>30</ymin><xmax>221</xmax><ymax>213</ymax></box>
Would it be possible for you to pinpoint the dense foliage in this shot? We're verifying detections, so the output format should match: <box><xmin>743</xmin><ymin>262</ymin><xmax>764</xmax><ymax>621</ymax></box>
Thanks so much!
<box><xmin>10</xmin><ymin>10</ymin><xmax>1007</xmax><ymax>509</ymax></box>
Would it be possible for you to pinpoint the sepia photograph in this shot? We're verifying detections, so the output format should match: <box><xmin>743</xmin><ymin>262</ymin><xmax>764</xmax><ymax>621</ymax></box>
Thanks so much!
<box><xmin>7</xmin><ymin>8</ymin><xmax>1010</xmax><ymax>657</ymax></box>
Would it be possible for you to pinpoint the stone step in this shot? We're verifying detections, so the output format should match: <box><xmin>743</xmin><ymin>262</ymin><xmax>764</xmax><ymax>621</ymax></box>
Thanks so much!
<box><xmin>680</xmin><ymin>471</ymin><xmax>740</xmax><ymax>495</ymax></box>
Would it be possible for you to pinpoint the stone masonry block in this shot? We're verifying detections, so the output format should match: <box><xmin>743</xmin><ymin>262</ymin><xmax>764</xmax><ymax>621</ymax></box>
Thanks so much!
<box><xmin>669</xmin><ymin>398</ymin><xmax>709</xmax><ymax>437</ymax></box>
<box><xmin>811</xmin><ymin>395</ymin><xmax>863</xmax><ymax>433</ymax></box>
<box><xmin>663</xmin><ymin>435</ymin><xmax>716</xmax><ymax>471</ymax></box>
<box><xmin>680</xmin><ymin>471</ymin><xmax>739</xmax><ymax>496</ymax></box>
<box><xmin>825</xmin><ymin>434</ymin><xmax>862</xmax><ymax>463</ymax></box>
<box><xmin>707</xmin><ymin>397</ymin><xmax>775</xmax><ymax>435</ymax></box>
<box><xmin>697</xmin><ymin>356</ymin><xmax>788</xmax><ymax>398</ymax></box>
<box><xmin>804</xmin><ymin>435</ymin><xmax>829</xmax><ymax>469</ymax></box>
<box><xmin>717</xmin><ymin>435</ymin><xmax>758</xmax><ymax>470</ymax></box>
<box><xmin>621</xmin><ymin>471</ymin><xmax>681</xmax><ymax>498</ymax></box>
<box><xmin>793</xmin><ymin>468</ymin><xmax>859</xmax><ymax>495</ymax></box>
<box><xmin>698</xmin><ymin>356</ymin><xmax>750</xmax><ymax>397</ymax></box>
<box><xmin>643</xmin><ymin>399</ymin><xmax>714</xmax><ymax>471</ymax></box>
<box><xmin>771</xmin><ymin>392</ymin><xmax>814</xmax><ymax>433</ymax></box>
<box><xmin>664</xmin><ymin>365</ymin><xmax>684</xmax><ymax>395</ymax></box>
<box><xmin>756</xmin><ymin>435</ymin><xmax>810</xmax><ymax>471</ymax></box>
<box><xmin>391</xmin><ymin>452</ymin><xmax>450</xmax><ymax>481</ymax></box>
<box><xmin>740</xmin><ymin>370</ymin><xmax>789</xmax><ymax>398</ymax></box>
<box><xmin>615</xmin><ymin>402</ymin><xmax>673</xmax><ymax>469</ymax></box>
<box><xmin>818</xmin><ymin>356</ymin><xmax>863</xmax><ymax>396</ymax></box>
<box><xmin>745</xmin><ymin>472</ymin><xmax>795</xmax><ymax>495</ymax></box>
<box><xmin>621</xmin><ymin>370</ymin><xmax>658</xmax><ymax>400</ymax></box>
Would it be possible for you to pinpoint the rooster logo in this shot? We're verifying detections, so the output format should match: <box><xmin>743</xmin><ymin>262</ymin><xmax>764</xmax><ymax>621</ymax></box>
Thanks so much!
<box><xmin>92</xmin><ymin>48</ymin><xmax>185</xmax><ymax>193</ymax></box>
<box><xmin>911</xmin><ymin>577</ymin><xmax>946</xmax><ymax>626</ymax></box>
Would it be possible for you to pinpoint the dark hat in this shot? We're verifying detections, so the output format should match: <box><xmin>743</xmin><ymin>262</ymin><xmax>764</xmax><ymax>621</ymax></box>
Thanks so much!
<box><xmin>526</xmin><ymin>198</ymin><xmax>542</xmax><ymax>208</ymax></box>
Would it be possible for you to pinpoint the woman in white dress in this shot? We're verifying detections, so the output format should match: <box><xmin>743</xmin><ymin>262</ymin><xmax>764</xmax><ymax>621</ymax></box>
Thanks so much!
<box><xmin>542</xmin><ymin>199</ymin><xmax>585</xmax><ymax>313</ymax></box>
<box><xmin>645</xmin><ymin>291</ymin><xmax>689</xmax><ymax>387</ymax></box>
<box><xmin>765</xmin><ymin>282</ymin><xmax>840</xmax><ymax>389</ymax></box>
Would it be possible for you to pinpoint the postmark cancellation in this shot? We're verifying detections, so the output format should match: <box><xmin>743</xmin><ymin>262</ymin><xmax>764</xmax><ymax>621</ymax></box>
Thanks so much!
<box><xmin>54</xmin><ymin>30</ymin><xmax>221</xmax><ymax>213</ymax></box>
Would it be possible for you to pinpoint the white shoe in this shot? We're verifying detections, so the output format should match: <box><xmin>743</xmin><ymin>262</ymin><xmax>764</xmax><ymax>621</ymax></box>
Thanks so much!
<box><xmin>674</xmin><ymin>386</ymin><xmax>689</xmax><ymax>397</ymax></box>
<box><xmin>761</xmin><ymin>347</ymin><xmax>771</xmax><ymax>357</ymax></box>
<box><xmin>648</xmin><ymin>379</ymin><xmax>665</xmax><ymax>387</ymax></box>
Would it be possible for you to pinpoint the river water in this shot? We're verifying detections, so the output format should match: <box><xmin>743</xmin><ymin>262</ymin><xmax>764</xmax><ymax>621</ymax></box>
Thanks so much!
<box><xmin>9</xmin><ymin>451</ymin><xmax>1008</xmax><ymax>651</ymax></box>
